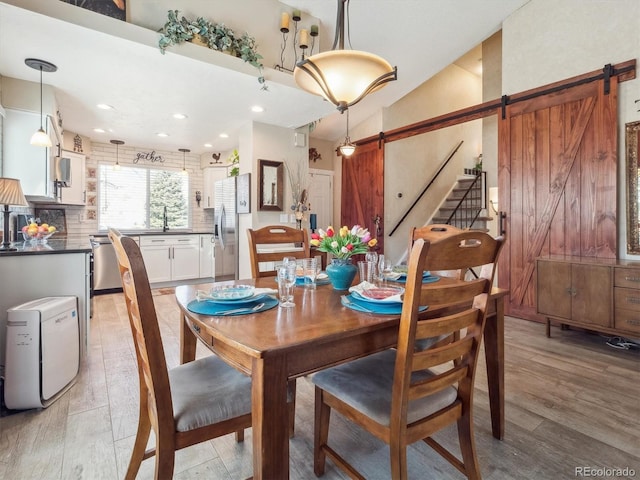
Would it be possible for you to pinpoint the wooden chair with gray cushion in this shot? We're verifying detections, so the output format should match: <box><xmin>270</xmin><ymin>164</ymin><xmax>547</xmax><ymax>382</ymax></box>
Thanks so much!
<box><xmin>246</xmin><ymin>224</ymin><xmax>310</xmax><ymax>436</ymax></box>
<box><xmin>108</xmin><ymin>228</ymin><xmax>252</xmax><ymax>480</ymax></box>
<box><xmin>247</xmin><ymin>224</ymin><xmax>310</xmax><ymax>278</ymax></box>
<box><xmin>312</xmin><ymin>231</ymin><xmax>504</xmax><ymax>479</ymax></box>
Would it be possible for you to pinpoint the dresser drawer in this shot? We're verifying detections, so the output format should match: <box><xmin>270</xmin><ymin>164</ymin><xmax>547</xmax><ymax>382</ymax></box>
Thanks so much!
<box><xmin>614</xmin><ymin>268</ymin><xmax>640</xmax><ymax>289</ymax></box>
<box><xmin>614</xmin><ymin>308</ymin><xmax>640</xmax><ymax>335</ymax></box>
<box><xmin>615</xmin><ymin>287</ymin><xmax>640</xmax><ymax>312</ymax></box>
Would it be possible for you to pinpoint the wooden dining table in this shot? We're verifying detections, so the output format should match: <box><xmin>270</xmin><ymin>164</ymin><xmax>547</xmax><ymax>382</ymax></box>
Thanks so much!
<box><xmin>176</xmin><ymin>277</ymin><xmax>508</xmax><ymax>480</ymax></box>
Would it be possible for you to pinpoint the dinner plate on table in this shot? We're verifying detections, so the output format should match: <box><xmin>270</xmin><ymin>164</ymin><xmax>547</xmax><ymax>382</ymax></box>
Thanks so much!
<box><xmin>342</xmin><ymin>294</ymin><xmax>428</xmax><ymax>315</ymax></box>
<box><xmin>187</xmin><ymin>295</ymin><xmax>278</xmax><ymax>316</ymax></box>
<box><xmin>350</xmin><ymin>290</ymin><xmax>403</xmax><ymax>306</ymax></box>
<box><xmin>275</xmin><ymin>272</ymin><xmax>331</xmax><ymax>286</ymax></box>
<box><xmin>389</xmin><ymin>271</ymin><xmax>440</xmax><ymax>284</ymax></box>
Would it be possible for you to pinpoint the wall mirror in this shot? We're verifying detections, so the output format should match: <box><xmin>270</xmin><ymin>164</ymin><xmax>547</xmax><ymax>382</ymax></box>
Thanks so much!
<box><xmin>259</xmin><ymin>159</ymin><xmax>284</xmax><ymax>211</ymax></box>
<box><xmin>626</xmin><ymin>120</ymin><xmax>640</xmax><ymax>254</ymax></box>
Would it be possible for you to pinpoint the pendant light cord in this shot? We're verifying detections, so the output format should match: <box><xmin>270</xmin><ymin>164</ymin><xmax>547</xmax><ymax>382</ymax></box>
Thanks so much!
<box><xmin>39</xmin><ymin>65</ymin><xmax>44</xmax><ymax>130</ymax></box>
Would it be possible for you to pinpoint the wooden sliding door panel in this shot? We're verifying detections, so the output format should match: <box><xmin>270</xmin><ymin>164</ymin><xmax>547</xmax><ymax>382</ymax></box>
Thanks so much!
<box><xmin>499</xmin><ymin>78</ymin><xmax>618</xmax><ymax>320</ymax></box>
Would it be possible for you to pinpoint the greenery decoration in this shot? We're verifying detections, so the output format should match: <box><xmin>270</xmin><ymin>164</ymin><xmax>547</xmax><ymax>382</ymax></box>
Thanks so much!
<box><xmin>227</xmin><ymin>149</ymin><xmax>239</xmax><ymax>177</ymax></box>
<box><xmin>158</xmin><ymin>10</ymin><xmax>266</xmax><ymax>89</ymax></box>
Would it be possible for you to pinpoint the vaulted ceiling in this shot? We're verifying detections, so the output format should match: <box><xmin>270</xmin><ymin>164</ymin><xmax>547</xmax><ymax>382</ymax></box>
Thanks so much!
<box><xmin>0</xmin><ymin>0</ymin><xmax>529</xmax><ymax>154</ymax></box>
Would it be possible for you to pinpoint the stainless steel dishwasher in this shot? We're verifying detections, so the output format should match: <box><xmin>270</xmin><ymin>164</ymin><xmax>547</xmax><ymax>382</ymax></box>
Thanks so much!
<box><xmin>90</xmin><ymin>236</ymin><xmax>128</xmax><ymax>293</ymax></box>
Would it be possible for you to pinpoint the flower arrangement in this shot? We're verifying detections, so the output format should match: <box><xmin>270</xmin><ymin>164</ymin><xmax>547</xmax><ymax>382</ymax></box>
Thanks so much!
<box><xmin>310</xmin><ymin>225</ymin><xmax>378</xmax><ymax>259</ymax></box>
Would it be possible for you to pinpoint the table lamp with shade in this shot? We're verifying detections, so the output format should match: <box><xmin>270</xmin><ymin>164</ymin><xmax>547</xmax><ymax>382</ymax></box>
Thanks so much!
<box><xmin>0</xmin><ymin>177</ymin><xmax>28</xmax><ymax>252</ymax></box>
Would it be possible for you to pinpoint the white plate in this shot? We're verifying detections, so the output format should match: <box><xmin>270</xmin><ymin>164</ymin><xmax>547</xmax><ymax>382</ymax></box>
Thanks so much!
<box><xmin>208</xmin><ymin>285</ymin><xmax>255</xmax><ymax>302</ymax></box>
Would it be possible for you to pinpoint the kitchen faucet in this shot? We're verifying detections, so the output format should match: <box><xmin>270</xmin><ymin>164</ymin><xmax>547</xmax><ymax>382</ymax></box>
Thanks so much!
<box><xmin>163</xmin><ymin>206</ymin><xmax>169</xmax><ymax>232</ymax></box>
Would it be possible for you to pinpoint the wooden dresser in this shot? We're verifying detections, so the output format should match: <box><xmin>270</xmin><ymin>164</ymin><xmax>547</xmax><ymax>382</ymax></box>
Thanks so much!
<box><xmin>536</xmin><ymin>256</ymin><xmax>640</xmax><ymax>338</ymax></box>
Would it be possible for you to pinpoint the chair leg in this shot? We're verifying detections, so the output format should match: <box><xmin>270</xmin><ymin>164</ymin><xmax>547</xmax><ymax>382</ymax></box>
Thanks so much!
<box><xmin>124</xmin><ymin>412</ymin><xmax>152</xmax><ymax>480</ymax></box>
<box><xmin>154</xmin><ymin>433</ymin><xmax>176</xmax><ymax>480</ymax></box>
<box><xmin>314</xmin><ymin>386</ymin><xmax>331</xmax><ymax>476</ymax></box>
<box><xmin>389</xmin><ymin>439</ymin><xmax>408</xmax><ymax>480</ymax></box>
<box><xmin>235</xmin><ymin>429</ymin><xmax>245</xmax><ymax>442</ymax></box>
<box><xmin>457</xmin><ymin>413</ymin><xmax>482</xmax><ymax>480</ymax></box>
<box><xmin>288</xmin><ymin>379</ymin><xmax>297</xmax><ymax>438</ymax></box>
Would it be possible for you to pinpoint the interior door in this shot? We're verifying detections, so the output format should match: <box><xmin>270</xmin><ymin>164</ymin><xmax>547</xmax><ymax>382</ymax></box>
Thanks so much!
<box><xmin>340</xmin><ymin>142</ymin><xmax>384</xmax><ymax>253</ymax></box>
<box><xmin>307</xmin><ymin>170</ymin><xmax>333</xmax><ymax>229</ymax></box>
<box><xmin>498</xmin><ymin>78</ymin><xmax>618</xmax><ymax>320</ymax></box>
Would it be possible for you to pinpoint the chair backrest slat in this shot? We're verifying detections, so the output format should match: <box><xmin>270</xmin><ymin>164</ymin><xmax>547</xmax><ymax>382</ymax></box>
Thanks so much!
<box><xmin>412</xmin><ymin>335</ymin><xmax>474</xmax><ymax>371</ymax></box>
<box><xmin>409</xmin><ymin>366</ymin><xmax>468</xmax><ymax>401</ymax></box>
<box><xmin>247</xmin><ymin>225</ymin><xmax>310</xmax><ymax>278</ymax></box>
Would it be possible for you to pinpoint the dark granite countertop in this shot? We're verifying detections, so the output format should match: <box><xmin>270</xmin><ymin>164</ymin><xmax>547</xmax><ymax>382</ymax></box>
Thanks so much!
<box><xmin>0</xmin><ymin>239</ymin><xmax>92</xmax><ymax>256</ymax></box>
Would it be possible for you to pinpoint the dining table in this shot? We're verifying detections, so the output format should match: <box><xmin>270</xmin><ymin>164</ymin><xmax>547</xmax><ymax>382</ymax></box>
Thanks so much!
<box><xmin>175</xmin><ymin>277</ymin><xmax>508</xmax><ymax>480</ymax></box>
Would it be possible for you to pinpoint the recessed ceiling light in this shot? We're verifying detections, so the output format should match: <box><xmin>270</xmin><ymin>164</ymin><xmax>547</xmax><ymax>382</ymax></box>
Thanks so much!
<box><xmin>204</xmin><ymin>143</ymin><xmax>213</xmax><ymax>148</ymax></box>
<box><xmin>173</xmin><ymin>113</ymin><xmax>188</xmax><ymax>119</ymax></box>
<box><xmin>219</xmin><ymin>133</ymin><xmax>229</xmax><ymax>138</ymax></box>
<box><xmin>93</xmin><ymin>128</ymin><xmax>105</xmax><ymax>133</ymax></box>
<box><xmin>97</xmin><ymin>104</ymin><xmax>114</xmax><ymax>110</ymax></box>
<box><xmin>251</xmin><ymin>105</ymin><xmax>264</xmax><ymax>113</ymax></box>
<box><xmin>156</xmin><ymin>132</ymin><xmax>169</xmax><ymax>137</ymax></box>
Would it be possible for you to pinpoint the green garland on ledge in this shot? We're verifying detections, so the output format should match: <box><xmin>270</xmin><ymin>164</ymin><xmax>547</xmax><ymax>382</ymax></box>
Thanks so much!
<box><xmin>158</xmin><ymin>10</ymin><xmax>266</xmax><ymax>89</ymax></box>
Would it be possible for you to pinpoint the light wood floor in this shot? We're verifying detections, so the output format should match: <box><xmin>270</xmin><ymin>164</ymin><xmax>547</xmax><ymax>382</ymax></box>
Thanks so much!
<box><xmin>1</xmin><ymin>291</ymin><xmax>639</xmax><ymax>479</ymax></box>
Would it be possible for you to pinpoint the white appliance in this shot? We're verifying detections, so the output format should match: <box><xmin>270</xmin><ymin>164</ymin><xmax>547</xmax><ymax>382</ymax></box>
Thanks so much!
<box><xmin>4</xmin><ymin>296</ymin><xmax>80</xmax><ymax>410</ymax></box>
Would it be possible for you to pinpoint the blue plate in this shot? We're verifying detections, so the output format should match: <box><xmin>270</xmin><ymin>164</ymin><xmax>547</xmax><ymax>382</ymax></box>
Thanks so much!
<box><xmin>187</xmin><ymin>295</ymin><xmax>278</xmax><ymax>316</ymax></box>
<box><xmin>342</xmin><ymin>294</ymin><xmax>428</xmax><ymax>315</ymax></box>
<box><xmin>275</xmin><ymin>274</ymin><xmax>331</xmax><ymax>286</ymax></box>
<box><xmin>390</xmin><ymin>272</ymin><xmax>440</xmax><ymax>284</ymax></box>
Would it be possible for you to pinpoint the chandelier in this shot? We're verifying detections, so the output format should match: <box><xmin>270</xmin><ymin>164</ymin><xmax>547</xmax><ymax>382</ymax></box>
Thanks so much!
<box><xmin>293</xmin><ymin>0</ymin><xmax>397</xmax><ymax>113</ymax></box>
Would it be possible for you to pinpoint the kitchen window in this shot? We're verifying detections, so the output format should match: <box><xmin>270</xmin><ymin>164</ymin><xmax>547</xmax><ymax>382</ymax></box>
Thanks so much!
<box><xmin>98</xmin><ymin>164</ymin><xmax>189</xmax><ymax>231</ymax></box>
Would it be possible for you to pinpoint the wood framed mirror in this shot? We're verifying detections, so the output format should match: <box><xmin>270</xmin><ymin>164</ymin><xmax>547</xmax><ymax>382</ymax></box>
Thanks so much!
<box><xmin>626</xmin><ymin>120</ymin><xmax>640</xmax><ymax>254</ymax></box>
<box><xmin>259</xmin><ymin>159</ymin><xmax>284</xmax><ymax>211</ymax></box>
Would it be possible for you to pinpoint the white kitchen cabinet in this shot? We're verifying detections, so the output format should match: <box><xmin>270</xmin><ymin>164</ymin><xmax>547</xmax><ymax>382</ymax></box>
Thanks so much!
<box><xmin>59</xmin><ymin>150</ymin><xmax>86</xmax><ymax>205</ymax></box>
<box><xmin>202</xmin><ymin>167</ymin><xmax>228</xmax><ymax>209</ymax></box>
<box><xmin>140</xmin><ymin>235</ymin><xmax>200</xmax><ymax>284</ymax></box>
<box><xmin>199</xmin><ymin>234</ymin><xmax>215</xmax><ymax>278</ymax></box>
<box><xmin>3</xmin><ymin>109</ymin><xmax>58</xmax><ymax>201</ymax></box>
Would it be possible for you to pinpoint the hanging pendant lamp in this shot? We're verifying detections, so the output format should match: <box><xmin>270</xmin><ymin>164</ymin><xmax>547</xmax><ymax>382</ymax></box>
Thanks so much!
<box><xmin>294</xmin><ymin>0</ymin><xmax>397</xmax><ymax>113</ymax></box>
<box><xmin>110</xmin><ymin>139</ymin><xmax>124</xmax><ymax>170</ymax></box>
<box><xmin>179</xmin><ymin>148</ymin><xmax>190</xmax><ymax>175</ymax></box>
<box><xmin>338</xmin><ymin>109</ymin><xmax>356</xmax><ymax>157</ymax></box>
<box><xmin>25</xmin><ymin>58</ymin><xmax>57</xmax><ymax>147</ymax></box>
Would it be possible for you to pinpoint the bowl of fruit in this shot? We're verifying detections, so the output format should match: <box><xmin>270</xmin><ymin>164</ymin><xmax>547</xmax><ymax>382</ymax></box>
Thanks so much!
<box><xmin>22</xmin><ymin>221</ymin><xmax>57</xmax><ymax>243</ymax></box>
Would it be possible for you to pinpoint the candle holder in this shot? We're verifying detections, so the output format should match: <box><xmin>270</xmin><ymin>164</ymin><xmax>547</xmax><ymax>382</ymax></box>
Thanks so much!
<box><xmin>274</xmin><ymin>10</ymin><xmax>318</xmax><ymax>73</ymax></box>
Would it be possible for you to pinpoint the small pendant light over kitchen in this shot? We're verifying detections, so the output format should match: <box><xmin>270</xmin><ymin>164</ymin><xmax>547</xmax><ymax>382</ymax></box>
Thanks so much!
<box><xmin>110</xmin><ymin>139</ymin><xmax>124</xmax><ymax>170</ymax></box>
<box><xmin>25</xmin><ymin>58</ymin><xmax>58</xmax><ymax>147</ymax></box>
<box><xmin>338</xmin><ymin>109</ymin><xmax>356</xmax><ymax>157</ymax></box>
<box><xmin>179</xmin><ymin>148</ymin><xmax>190</xmax><ymax>175</ymax></box>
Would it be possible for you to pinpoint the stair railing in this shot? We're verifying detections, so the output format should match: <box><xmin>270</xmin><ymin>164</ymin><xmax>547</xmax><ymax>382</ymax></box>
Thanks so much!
<box><xmin>445</xmin><ymin>170</ymin><xmax>486</xmax><ymax>230</ymax></box>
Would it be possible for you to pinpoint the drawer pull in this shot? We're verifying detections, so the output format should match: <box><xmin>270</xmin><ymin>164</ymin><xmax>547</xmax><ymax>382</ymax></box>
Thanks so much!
<box><xmin>624</xmin><ymin>276</ymin><xmax>640</xmax><ymax>282</ymax></box>
<box><xmin>625</xmin><ymin>296</ymin><xmax>640</xmax><ymax>304</ymax></box>
<box><xmin>566</xmin><ymin>287</ymin><xmax>577</xmax><ymax>296</ymax></box>
<box><xmin>191</xmin><ymin>322</ymin><xmax>201</xmax><ymax>333</ymax></box>
<box><xmin>626</xmin><ymin>319</ymin><xmax>640</xmax><ymax>326</ymax></box>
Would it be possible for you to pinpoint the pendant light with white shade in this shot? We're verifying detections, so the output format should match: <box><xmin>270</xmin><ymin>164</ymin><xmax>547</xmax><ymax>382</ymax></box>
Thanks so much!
<box><xmin>338</xmin><ymin>109</ymin><xmax>356</xmax><ymax>157</ymax></box>
<box><xmin>25</xmin><ymin>58</ymin><xmax>57</xmax><ymax>147</ymax></box>
<box><xmin>110</xmin><ymin>139</ymin><xmax>124</xmax><ymax>170</ymax></box>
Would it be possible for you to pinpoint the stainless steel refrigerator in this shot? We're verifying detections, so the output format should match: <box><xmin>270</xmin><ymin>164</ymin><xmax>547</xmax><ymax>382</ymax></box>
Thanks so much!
<box><xmin>214</xmin><ymin>176</ymin><xmax>238</xmax><ymax>280</ymax></box>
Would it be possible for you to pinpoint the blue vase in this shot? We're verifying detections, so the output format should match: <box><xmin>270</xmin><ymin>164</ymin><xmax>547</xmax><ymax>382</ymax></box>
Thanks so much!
<box><xmin>326</xmin><ymin>258</ymin><xmax>358</xmax><ymax>290</ymax></box>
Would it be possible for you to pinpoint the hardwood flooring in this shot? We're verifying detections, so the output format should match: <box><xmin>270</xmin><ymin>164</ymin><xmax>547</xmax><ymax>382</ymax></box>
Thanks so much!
<box><xmin>1</xmin><ymin>291</ymin><xmax>639</xmax><ymax>479</ymax></box>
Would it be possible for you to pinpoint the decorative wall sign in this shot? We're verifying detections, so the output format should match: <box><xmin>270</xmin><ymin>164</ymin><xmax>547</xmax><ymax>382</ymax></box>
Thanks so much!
<box><xmin>73</xmin><ymin>134</ymin><xmax>83</xmax><ymax>152</ymax></box>
<box><xmin>133</xmin><ymin>150</ymin><xmax>164</xmax><ymax>164</ymax></box>
<box><xmin>309</xmin><ymin>147</ymin><xmax>322</xmax><ymax>163</ymax></box>
<box><xmin>236</xmin><ymin>173</ymin><xmax>251</xmax><ymax>214</ymax></box>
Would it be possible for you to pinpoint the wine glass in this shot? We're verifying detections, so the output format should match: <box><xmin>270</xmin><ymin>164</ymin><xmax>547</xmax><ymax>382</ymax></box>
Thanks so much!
<box><xmin>378</xmin><ymin>255</ymin><xmax>393</xmax><ymax>283</ymax></box>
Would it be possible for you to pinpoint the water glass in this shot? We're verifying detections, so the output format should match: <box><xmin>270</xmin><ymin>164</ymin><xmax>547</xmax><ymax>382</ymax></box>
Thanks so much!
<box><xmin>365</xmin><ymin>252</ymin><xmax>379</xmax><ymax>279</ymax></box>
<box><xmin>301</xmin><ymin>257</ymin><xmax>319</xmax><ymax>289</ymax></box>
<box><xmin>358</xmin><ymin>260</ymin><xmax>376</xmax><ymax>284</ymax></box>
<box><xmin>378</xmin><ymin>255</ymin><xmax>393</xmax><ymax>283</ymax></box>
<box><xmin>277</xmin><ymin>263</ymin><xmax>297</xmax><ymax>307</ymax></box>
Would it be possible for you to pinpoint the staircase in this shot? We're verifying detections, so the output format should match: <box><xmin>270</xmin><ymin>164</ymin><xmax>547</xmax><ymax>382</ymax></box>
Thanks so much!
<box><xmin>431</xmin><ymin>174</ymin><xmax>492</xmax><ymax>231</ymax></box>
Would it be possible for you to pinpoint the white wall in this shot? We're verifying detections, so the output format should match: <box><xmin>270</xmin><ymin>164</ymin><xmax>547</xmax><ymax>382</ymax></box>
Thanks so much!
<box><xmin>502</xmin><ymin>0</ymin><xmax>640</xmax><ymax>258</ymax></box>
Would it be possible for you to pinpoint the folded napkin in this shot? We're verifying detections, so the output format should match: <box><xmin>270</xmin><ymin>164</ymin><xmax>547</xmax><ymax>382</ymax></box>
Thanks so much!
<box><xmin>253</xmin><ymin>287</ymin><xmax>278</xmax><ymax>296</ymax></box>
<box><xmin>348</xmin><ymin>282</ymin><xmax>404</xmax><ymax>303</ymax></box>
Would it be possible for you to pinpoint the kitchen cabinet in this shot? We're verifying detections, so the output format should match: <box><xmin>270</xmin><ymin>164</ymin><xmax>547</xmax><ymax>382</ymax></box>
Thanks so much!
<box><xmin>202</xmin><ymin>167</ymin><xmax>228</xmax><ymax>209</ymax></box>
<box><xmin>3</xmin><ymin>109</ymin><xmax>58</xmax><ymax>201</ymax></box>
<box><xmin>199</xmin><ymin>234</ymin><xmax>215</xmax><ymax>278</ymax></box>
<box><xmin>140</xmin><ymin>235</ymin><xmax>200</xmax><ymax>284</ymax></box>
<box><xmin>536</xmin><ymin>256</ymin><xmax>640</xmax><ymax>337</ymax></box>
<box><xmin>59</xmin><ymin>150</ymin><xmax>86</xmax><ymax>205</ymax></box>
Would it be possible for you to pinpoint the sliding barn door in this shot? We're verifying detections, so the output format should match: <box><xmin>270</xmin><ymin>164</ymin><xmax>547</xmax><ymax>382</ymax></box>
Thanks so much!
<box><xmin>498</xmin><ymin>78</ymin><xmax>618</xmax><ymax>320</ymax></box>
<box><xmin>341</xmin><ymin>141</ymin><xmax>385</xmax><ymax>252</ymax></box>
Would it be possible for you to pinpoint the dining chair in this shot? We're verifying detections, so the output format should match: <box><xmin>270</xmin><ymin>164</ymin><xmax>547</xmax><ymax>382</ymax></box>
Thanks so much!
<box><xmin>246</xmin><ymin>224</ymin><xmax>310</xmax><ymax>437</ymax></box>
<box><xmin>108</xmin><ymin>228</ymin><xmax>252</xmax><ymax>480</ymax></box>
<box><xmin>247</xmin><ymin>224</ymin><xmax>310</xmax><ymax>278</ymax></box>
<box><xmin>312</xmin><ymin>231</ymin><xmax>504</xmax><ymax>479</ymax></box>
